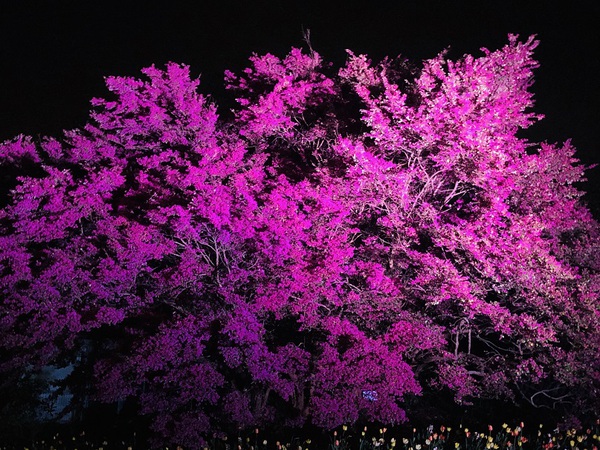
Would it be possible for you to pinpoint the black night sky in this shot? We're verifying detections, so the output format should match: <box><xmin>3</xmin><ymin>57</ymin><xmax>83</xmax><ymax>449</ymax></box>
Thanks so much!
<box><xmin>1</xmin><ymin>0</ymin><xmax>598</xmax><ymax>215</ymax></box>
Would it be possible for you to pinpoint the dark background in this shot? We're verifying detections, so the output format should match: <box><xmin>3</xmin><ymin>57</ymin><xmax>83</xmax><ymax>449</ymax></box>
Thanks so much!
<box><xmin>1</xmin><ymin>0</ymin><xmax>598</xmax><ymax>215</ymax></box>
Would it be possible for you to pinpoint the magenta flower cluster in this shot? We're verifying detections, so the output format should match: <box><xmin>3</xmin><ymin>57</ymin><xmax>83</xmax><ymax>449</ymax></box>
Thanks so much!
<box><xmin>0</xmin><ymin>35</ymin><xmax>598</xmax><ymax>447</ymax></box>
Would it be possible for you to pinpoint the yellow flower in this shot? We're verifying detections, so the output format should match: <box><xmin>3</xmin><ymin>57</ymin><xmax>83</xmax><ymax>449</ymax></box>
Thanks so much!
<box><xmin>506</xmin><ymin>428</ymin><xmax>512</xmax><ymax>434</ymax></box>
<box><xmin>455</xmin><ymin>443</ymin><xmax>460</xmax><ymax>449</ymax></box>
<box><xmin>488</xmin><ymin>437</ymin><xmax>494</xmax><ymax>443</ymax></box>
<box><xmin>494</xmin><ymin>445</ymin><xmax>499</xmax><ymax>449</ymax></box>
<box><xmin>502</xmin><ymin>424</ymin><xmax>508</xmax><ymax>429</ymax></box>
<box><xmin>448</xmin><ymin>428</ymin><xmax>452</xmax><ymax>432</ymax></box>
<box><xmin>465</xmin><ymin>429</ymin><xmax>469</xmax><ymax>434</ymax></box>
<box><xmin>570</xmin><ymin>440</ymin><xmax>575</xmax><ymax>447</ymax></box>
<box><xmin>343</xmin><ymin>425</ymin><xmax>348</xmax><ymax>431</ymax></box>
<box><xmin>577</xmin><ymin>436</ymin><xmax>584</xmax><ymax>443</ymax></box>
<box><xmin>486</xmin><ymin>445</ymin><xmax>492</xmax><ymax>449</ymax></box>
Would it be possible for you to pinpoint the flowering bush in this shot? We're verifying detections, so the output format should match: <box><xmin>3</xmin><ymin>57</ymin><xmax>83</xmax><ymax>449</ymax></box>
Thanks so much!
<box><xmin>1</xmin><ymin>36</ymin><xmax>599</xmax><ymax>447</ymax></box>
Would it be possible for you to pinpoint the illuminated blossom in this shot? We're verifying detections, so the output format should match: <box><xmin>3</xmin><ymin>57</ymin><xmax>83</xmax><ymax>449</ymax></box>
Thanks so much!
<box><xmin>0</xmin><ymin>35</ymin><xmax>599</xmax><ymax>447</ymax></box>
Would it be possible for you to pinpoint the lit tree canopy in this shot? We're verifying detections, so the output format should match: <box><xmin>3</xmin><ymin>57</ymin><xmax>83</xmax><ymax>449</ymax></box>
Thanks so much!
<box><xmin>1</xmin><ymin>35</ymin><xmax>598</xmax><ymax>447</ymax></box>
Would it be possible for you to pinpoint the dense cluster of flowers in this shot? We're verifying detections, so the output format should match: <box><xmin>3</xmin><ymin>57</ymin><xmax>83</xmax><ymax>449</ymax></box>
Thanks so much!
<box><xmin>1</xmin><ymin>35</ymin><xmax>599</xmax><ymax>447</ymax></box>
<box><xmin>2</xmin><ymin>419</ymin><xmax>599</xmax><ymax>450</ymax></box>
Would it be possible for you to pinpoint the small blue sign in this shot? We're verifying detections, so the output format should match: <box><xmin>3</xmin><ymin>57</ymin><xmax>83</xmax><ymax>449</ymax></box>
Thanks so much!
<box><xmin>362</xmin><ymin>390</ymin><xmax>378</xmax><ymax>401</ymax></box>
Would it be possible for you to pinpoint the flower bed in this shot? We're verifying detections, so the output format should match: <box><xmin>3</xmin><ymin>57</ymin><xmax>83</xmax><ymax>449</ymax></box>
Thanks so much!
<box><xmin>2</xmin><ymin>419</ymin><xmax>599</xmax><ymax>450</ymax></box>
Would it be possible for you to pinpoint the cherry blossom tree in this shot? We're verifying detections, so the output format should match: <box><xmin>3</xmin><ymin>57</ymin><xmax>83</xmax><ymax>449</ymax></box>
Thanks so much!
<box><xmin>1</xmin><ymin>35</ymin><xmax>598</xmax><ymax>447</ymax></box>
